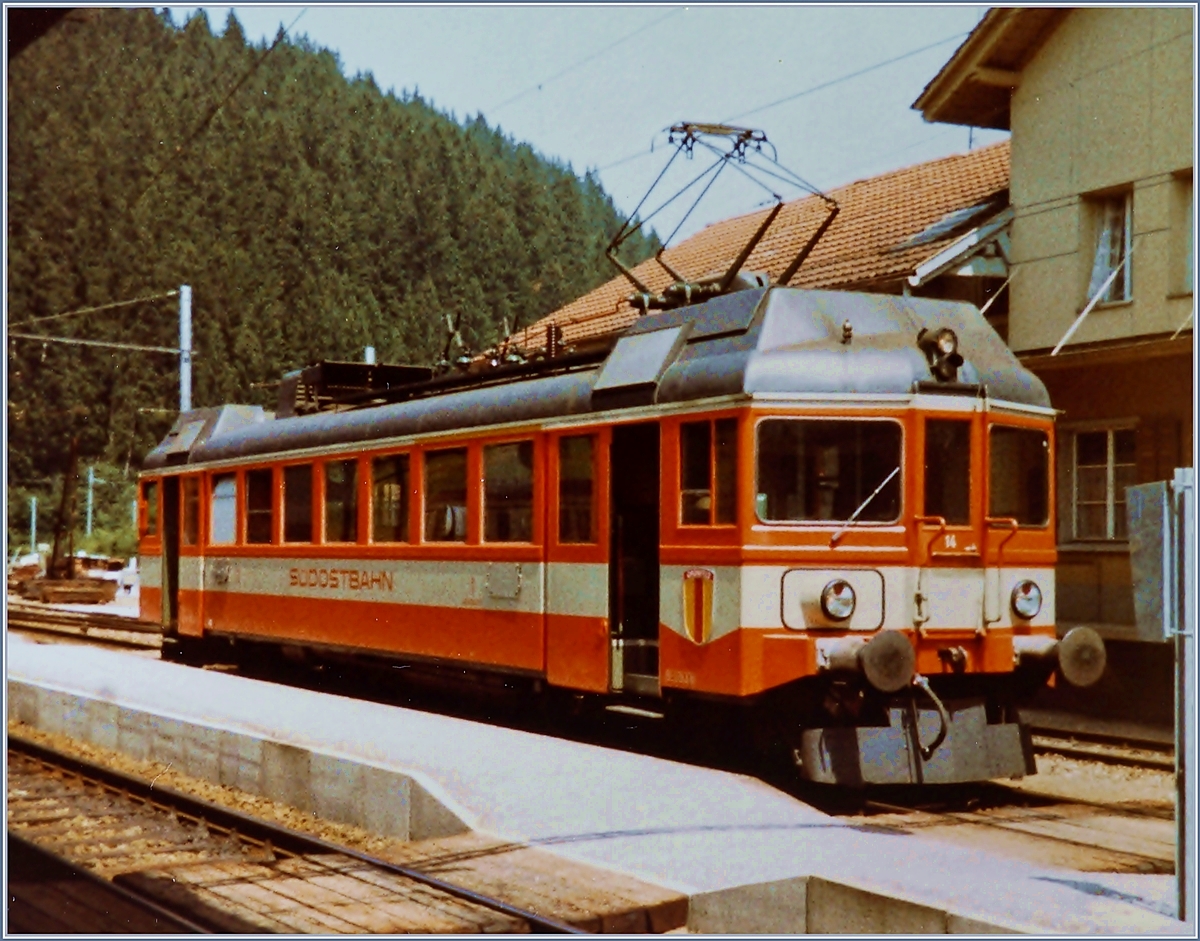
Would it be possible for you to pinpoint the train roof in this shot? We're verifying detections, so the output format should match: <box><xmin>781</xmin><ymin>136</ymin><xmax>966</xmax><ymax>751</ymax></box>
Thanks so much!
<box><xmin>144</xmin><ymin>287</ymin><xmax>1050</xmax><ymax>469</ymax></box>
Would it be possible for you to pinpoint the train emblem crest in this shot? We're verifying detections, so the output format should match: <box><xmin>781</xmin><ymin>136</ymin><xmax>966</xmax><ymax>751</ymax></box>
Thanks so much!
<box><xmin>682</xmin><ymin>568</ymin><xmax>715</xmax><ymax>645</ymax></box>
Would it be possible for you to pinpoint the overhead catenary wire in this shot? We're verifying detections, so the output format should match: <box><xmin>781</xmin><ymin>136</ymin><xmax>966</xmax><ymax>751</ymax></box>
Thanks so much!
<box><xmin>131</xmin><ymin>8</ymin><xmax>308</xmax><ymax>208</ymax></box>
<box><xmin>722</xmin><ymin>29</ymin><xmax>970</xmax><ymax>123</ymax></box>
<box><xmin>9</xmin><ymin>333</ymin><xmax>185</xmax><ymax>356</ymax></box>
<box><xmin>488</xmin><ymin>7</ymin><xmax>682</xmax><ymax>115</ymax></box>
<box><xmin>8</xmin><ymin>290</ymin><xmax>179</xmax><ymax>329</ymax></box>
<box><xmin>594</xmin><ymin>30</ymin><xmax>970</xmax><ymax>176</ymax></box>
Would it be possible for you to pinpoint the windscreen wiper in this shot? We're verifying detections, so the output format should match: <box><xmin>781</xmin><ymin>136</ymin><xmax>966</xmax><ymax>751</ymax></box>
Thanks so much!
<box><xmin>830</xmin><ymin>466</ymin><xmax>900</xmax><ymax>546</ymax></box>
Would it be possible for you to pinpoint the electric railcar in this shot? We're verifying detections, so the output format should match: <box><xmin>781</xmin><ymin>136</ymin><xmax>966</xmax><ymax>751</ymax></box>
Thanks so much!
<box><xmin>137</xmin><ymin>286</ymin><xmax>1106</xmax><ymax>786</ymax></box>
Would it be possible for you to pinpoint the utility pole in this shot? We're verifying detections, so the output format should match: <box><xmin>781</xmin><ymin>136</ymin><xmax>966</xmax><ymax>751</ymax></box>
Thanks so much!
<box><xmin>85</xmin><ymin>465</ymin><xmax>106</xmax><ymax>537</ymax></box>
<box><xmin>180</xmin><ymin>284</ymin><xmax>192</xmax><ymax>412</ymax></box>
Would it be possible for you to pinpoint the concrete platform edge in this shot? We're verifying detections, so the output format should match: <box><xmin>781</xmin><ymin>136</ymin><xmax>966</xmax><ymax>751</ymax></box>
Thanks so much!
<box><xmin>7</xmin><ymin>676</ymin><xmax>473</xmax><ymax>842</ymax></box>
<box><xmin>685</xmin><ymin>874</ymin><xmax>1057</xmax><ymax>934</ymax></box>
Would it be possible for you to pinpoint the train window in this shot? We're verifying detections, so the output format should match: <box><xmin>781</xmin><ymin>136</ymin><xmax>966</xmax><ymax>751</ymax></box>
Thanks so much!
<box><xmin>324</xmin><ymin>459</ymin><xmax>358</xmax><ymax>543</ymax></box>
<box><xmin>925</xmin><ymin>419</ymin><xmax>971</xmax><ymax>525</ymax></box>
<box><xmin>715</xmin><ymin>419</ymin><xmax>737</xmax><ymax>524</ymax></box>
<box><xmin>371</xmin><ymin>454</ymin><xmax>409</xmax><ymax>543</ymax></box>
<box><xmin>283</xmin><ymin>465</ymin><xmax>313</xmax><ymax>543</ymax></box>
<box><xmin>209</xmin><ymin>474</ymin><xmax>237</xmax><ymax>545</ymax></box>
<box><xmin>681</xmin><ymin>419</ymin><xmax>739</xmax><ymax>525</ymax></box>
<box><xmin>142</xmin><ymin>481</ymin><xmax>158</xmax><ymax>536</ymax></box>
<box><xmin>181</xmin><ymin>477</ymin><xmax>200</xmax><ymax>546</ymax></box>
<box><xmin>424</xmin><ymin>448</ymin><xmax>467</xmax><ymax>542</ymax></box>
<box><xmin>485</xmin><ymin>441</ymin><xmax>534</xmax><ymax>542</ymax></box>
<box><xmin>559</xmin><ymin>435</ymin><xmax>595</xmax><ymax>543</ymax></box>
<box><xmin>681</xmin><ymin>422</ymin><xmax>712</xmax><ymax>524</ymax></box>
<box><xmin>756</xmin><ymin>419</ymin><xmax>901</xmax><ymax>523</ymax></box>
<box><xmin>245</xmin><ymin>469</ymin><xmax>274</xmax><ymax>543</ymax></box>
<box><xmin>989</xmin><ymin>426</ymin><xmax>1049</xmax><ymax>526</ymax></box>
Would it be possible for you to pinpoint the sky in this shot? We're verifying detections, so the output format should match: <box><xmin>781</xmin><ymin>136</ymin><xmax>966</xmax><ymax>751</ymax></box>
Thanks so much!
<box><xmin>171</xmin><ymin>4</ymin><xmax>1008</xmax><ymax>243</ymax></box>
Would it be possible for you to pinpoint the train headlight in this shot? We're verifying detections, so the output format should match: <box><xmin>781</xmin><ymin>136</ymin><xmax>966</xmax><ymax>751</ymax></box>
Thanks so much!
<box><xmin>934</xmin><ymin>327</ymin><xmax>958</xmax><ymax>357</ymax></box>
<box><xmin>821</xmin><ymin>579</ymin><xmax>856</xmax><ymax>621</ymax></box>
<box><xmin>1011</xmin><ymin>580</ymin><xmax>1042</xmax><ymax>620</ymax></box>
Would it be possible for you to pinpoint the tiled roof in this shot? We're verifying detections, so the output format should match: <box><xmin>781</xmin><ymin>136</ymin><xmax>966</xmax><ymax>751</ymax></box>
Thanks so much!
<box><xmin>509</xmin><ymin>140</ymin><xmax>1010</xmax><ymax>351</ymax></box>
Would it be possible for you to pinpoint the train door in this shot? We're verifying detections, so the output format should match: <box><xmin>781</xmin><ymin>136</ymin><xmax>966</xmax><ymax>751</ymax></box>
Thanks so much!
<box><xmin>915</xmin><ymin>413</ymin><xmax>984</xmax><ymax>631</ymax></box>
<box><xmin>609</xmin><ymin>423</ymin><xmax>660</xmax><ymax>695</ymax></box>
<box><xmin>161</xmin><ymin>476</ymin><xmax>180</xmax><ymax>632</ymax></box>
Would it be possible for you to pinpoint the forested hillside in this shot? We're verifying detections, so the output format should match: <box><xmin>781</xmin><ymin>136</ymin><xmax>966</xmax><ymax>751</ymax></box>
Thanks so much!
<box><xmin>6</xmin><ymin>8</ymin><xmax>657</xmax><ymax>553</ymax></box>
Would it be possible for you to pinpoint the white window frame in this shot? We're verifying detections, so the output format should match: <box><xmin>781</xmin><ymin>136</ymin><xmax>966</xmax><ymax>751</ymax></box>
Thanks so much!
<box><xmin>1069</xmin><ymin>423</ymin><xmax>1137</xmax><ymax>543</ymax></box>
<box><xmin>1184</xmin><ymin>176</ymin><xmax>1193</xmax><ymax>296</ymax></box>
<box><xmin>1087</xmin><ymin>192</ymin><xmax>1133</xmax><ymax>305</ymax></box>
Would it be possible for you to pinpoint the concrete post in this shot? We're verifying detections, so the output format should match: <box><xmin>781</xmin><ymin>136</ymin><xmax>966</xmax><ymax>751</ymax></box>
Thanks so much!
<box><xmin>1172</xmin><ymin>467</ymin><xmax>1195</xmax><ymax>926</ymax></box>
<box><xmin>30</xmin><ymin>496</ymin><xmax>36</xmax><ymax>554</ymax></box>
<box><xmin>180</xmin><ymin>284</ymin><xmax>192</xmax><ymax>412</ymax></box>
<box><xmin>86</xmin><ymin>466</ymin><xmax>94</xmax><ymax>536</ymax></box>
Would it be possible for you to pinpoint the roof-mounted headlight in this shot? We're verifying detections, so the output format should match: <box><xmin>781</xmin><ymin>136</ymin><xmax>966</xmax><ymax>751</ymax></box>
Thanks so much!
<box><xmin>918</xmin><ymin>327</ymin><xmax>964</xmax><ymax>382</ymax></box>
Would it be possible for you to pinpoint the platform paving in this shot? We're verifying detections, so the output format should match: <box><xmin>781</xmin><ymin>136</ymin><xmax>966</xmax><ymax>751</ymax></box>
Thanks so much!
<box><xmin>5</xmin><ymin>634</ymin><xmax>1188</xmax><ymax>934</ymax></box>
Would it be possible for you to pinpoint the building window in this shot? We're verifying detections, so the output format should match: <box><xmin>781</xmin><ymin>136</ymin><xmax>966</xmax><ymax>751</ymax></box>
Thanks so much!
<box><xmin>1073</xmin><ymin>428</ymin><xmax>1136</xmax><ymax>541</ymax></box>
<box><xmin>209</xmin><ymin>474</ymin><xmax>237</xmax><ymax>545</ymax></box>
<box><xmin>1086</xmin><ymin>192</ymin><xmax>1132</xmax><ymax>304</ymax></box>
<box><xmin>371</xmin><ymin>454</ymin><xmax>409</xmax><ymax>543</ymax></box>
<box><xmin>245</xmin><ymin>469</ymin><xmax>274</xmax><ymax>544</ymax></box>
<box><xmin>1172</xmin><ymin>172</ymin><xmax>1193</xmax><ymax>297</ymax></box>
<box><xmin>1185</xmin><ymin>177</ymin><xmax>1194</xmax><ymax>295</ymax></box>
<box><xmin>283</xmin><ymin>464</ymin><xmax>313</xmax><ymax>543</ymax></box>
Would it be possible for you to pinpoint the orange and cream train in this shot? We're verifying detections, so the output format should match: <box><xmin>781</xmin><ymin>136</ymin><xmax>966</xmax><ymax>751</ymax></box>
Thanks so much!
<box><xmin>137</xmin><ymin>287</ymin><xmax>1106</xmax><ymax>785</ymax></box>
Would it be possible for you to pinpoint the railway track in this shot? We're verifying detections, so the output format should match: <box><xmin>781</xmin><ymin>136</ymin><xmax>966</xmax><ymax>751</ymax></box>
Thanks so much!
<box><xmin>1028</xmin><ymin>727</ymin><xmax>1175</xmax><ymax>771</ymax></box>
<box><xmin>6</xmin><ymin>735</ymin><xmax>584</xmax><ymax>933</ymax></box>
<box><xmin>6</xmin><ymin>602</ymin><xmax>161</xmax><ymax>652</ymax></box>
<box><xmin>846</xmin><ymin>781</ymin><xmax>1174</xmax><ymax>875</ymax></box>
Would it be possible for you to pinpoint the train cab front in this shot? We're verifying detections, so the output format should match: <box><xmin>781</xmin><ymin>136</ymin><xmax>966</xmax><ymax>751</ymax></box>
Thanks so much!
<box><xmin>732</xmin><ymin>311</ymin><xmax>1107</xmax><ymax>787</ymax></box>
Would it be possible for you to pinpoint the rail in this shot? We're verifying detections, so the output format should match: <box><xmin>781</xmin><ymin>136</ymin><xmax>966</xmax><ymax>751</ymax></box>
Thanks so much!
<box><xmin>7</xmin><ymin>734</ymin><xmax>586</xmax><ymax>934</ymax></box>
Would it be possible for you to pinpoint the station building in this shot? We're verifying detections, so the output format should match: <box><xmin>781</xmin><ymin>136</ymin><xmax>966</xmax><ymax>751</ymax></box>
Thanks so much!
<box><xmin>914</xmin><ymin>7</ymin><xmax>1194</xmax><ymax>717</ymax></box>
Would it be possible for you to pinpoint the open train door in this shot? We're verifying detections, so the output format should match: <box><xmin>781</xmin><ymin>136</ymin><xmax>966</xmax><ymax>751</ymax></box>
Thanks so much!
<box><xmin>161</xmin><ymin>476</ymin><xmax>180</xmax><ymax>634</ymax></box>
<box><xmin>609</xmin><ymin>423</ymin><xmax>661</xmax><ymax>695</ymax></box>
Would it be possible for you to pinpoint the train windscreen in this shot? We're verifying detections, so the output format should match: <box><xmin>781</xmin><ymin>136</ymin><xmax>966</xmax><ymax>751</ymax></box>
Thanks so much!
<box><xmin>755</xmin><ymin>419</ymin><xmax>901</xmax><ymax>523</ymax></box>
<box><xmin>989</xmin><ymin>426</ymin><xmax>1050</xmax><ymax>526</ymax></box>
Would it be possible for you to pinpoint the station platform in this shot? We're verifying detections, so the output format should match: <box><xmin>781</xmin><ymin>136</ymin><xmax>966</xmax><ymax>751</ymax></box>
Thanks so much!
<box><xmin>6</xmin><ymin>634</ymin><xmax>1187</xmax><ymax>934</ymax></box>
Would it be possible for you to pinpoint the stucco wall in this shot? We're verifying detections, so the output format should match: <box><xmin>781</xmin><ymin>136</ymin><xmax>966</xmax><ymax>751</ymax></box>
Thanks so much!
<box><xmin>1007</xmin><ymin>7</ymin><xmax>1194</xmax><ymax>354</ymax></box>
